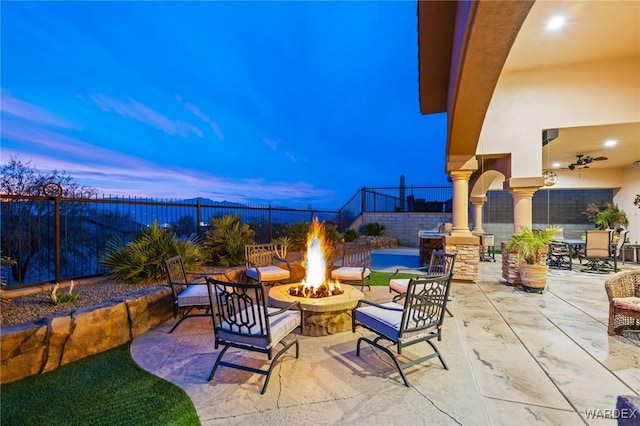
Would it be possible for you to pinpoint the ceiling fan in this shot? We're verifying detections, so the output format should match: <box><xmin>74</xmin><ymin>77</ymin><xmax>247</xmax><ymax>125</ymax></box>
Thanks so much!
<box><xmin>568</xmin><ymin>154</ymin><xmax>608</xmax><ymax>170</ymax></box>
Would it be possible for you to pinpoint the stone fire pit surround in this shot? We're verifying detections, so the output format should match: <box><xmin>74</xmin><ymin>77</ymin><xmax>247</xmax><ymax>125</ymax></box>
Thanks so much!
<box><xmin>268</xmin><ymin>283</ymin><xmax>364</xmax><ymax>337</ymax></box>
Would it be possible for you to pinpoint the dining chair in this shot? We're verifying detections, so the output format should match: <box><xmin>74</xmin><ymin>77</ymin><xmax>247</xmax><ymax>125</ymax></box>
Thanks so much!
<box><xmin>352</xmin><ymin>274</ymin><xmax>453</xmax><ymax>387</ymax></box>
<box><xmin>205</xmin><ymin>277</ymin><xmax>303</xmax><ymax>394</ymax></box>
<box><xmin>547</xmin><ymin>241</ymin><xmax>572</xmax><ymax>270</ymax></box>
<box><xmin>582</xmin><ymin>230</ymin><xmax>615</xmax><ymax>273</ymax></box>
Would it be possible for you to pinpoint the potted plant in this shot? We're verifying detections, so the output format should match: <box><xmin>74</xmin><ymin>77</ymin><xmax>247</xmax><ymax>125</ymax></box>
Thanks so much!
<box><xmin>505</xmin><ymin>227</ymin><xmax>556</xmax><ymax>293</ymax></box>
<box><xmin>583</xmin><ymin>202</ymin><xmax>629</xmax><ymax>230</ymax></box>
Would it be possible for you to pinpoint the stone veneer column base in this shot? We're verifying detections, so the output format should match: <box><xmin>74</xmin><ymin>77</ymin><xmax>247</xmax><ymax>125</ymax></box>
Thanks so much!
<box><xmin>444</xmin><ymin>235</ymin><xmax>480</xmax><ymax>283</ymax></box>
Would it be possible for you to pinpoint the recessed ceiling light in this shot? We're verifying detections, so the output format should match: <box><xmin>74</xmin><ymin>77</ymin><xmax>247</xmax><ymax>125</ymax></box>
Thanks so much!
<box><xmin>604</xmin><ymin>139</ymin><xmax>617</xmax><ymax>147</ymax></box>
<box><xmin>547</xmin><ymin>16</ymin><xmax>566</xmax><ymax>31</ymax></box>
<box><xmin>552</xmin><ymin>162</ymin><xmax>561</xmax><ymax>168</ymax></box>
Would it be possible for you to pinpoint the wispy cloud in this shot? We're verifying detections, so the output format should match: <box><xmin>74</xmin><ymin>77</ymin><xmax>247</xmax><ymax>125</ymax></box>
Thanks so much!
<box><xmin>263</xmin><ymin>137</ymin><xmax>278</xmax><ymax>150</ymax></box>
<box><xmin>184</xmin><ymin>102</ymin><xmax>224</xmax><ymax>140</ymax></box>
<box><xmin>90</xmin><ymin>94</ymin><xmax>203</xmax><ymax>137</ymax></box>
<box><xmin>1</xmin><ymin>144</ymin><xmax>335</xmax><ymax>206</ymax></box>
<box><xmin>285</xmin><ymin>151</ymin><xmax>296</xmax><ymax>162</ymax></box>
<box><xmin>0</xmin><ymin>91</ymin><xmax>78</xmax><ymax>129</ymax></box>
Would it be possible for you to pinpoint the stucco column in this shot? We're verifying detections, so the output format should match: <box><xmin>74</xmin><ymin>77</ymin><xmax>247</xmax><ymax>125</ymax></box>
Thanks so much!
<box><xmin>509</xmin><ymin>187</ymin><xmax>538</xmax><ymax>232</ymax></box>
<box><xmin>449</xmin><ymin>170</ymin><xmax>474</xmax><ymax>237</ymax></box>
<box><xmin>470</xmin><ymin>195</ymin><xmax>487</xmax><ymax>234</ymax></box>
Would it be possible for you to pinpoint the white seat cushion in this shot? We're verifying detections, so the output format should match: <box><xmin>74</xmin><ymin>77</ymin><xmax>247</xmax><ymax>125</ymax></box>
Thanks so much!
<box><xmin>246</xmin><ymin>265</ymin><xmax>290</xmax><ymax>282</ymax></box>
<box><xmin>176</xmin><ymin>284</ymin><xmax>210</xmax><ymax>307</ymax></box>
<box><xmin>354</xmin><ymin>302</ymin><xmax>438</xmax><ymax>343</ymax></box>
<box><xmin>330</xmin><ymin>267</ymin><xmax>371</xmax><ymax>282</ymax></box>
<box><xmin>389</xmin><ymin>278</ymin><xmax>410</xmax><ymax>295</ymax></box>
<box><xmin>353</xmin><ymin>302</ymin><xmax>403</xmax><ymax>341</ymax></box>
<box><xmin>218</xmin><ymin>306</ymin><xmax>301</xmax><ymax>349</ymax></box>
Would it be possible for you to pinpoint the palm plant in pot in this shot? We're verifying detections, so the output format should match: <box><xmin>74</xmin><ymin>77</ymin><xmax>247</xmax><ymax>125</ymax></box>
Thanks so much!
<box><xmin>505</xmin><ymin>227</ymin><xmax>556</xmax><ymax>293</ymax></box>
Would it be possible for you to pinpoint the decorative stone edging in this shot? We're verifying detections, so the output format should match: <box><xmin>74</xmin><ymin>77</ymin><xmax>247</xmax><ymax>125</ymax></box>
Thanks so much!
<box><xmin>0</xmin><ymin>286</ymin><xmax>173</xmax><ymax>384</ymax></box>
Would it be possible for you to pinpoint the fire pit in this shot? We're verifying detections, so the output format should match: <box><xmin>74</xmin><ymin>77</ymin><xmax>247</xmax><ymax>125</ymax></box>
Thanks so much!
<box><xmin>268</xmin><ymin>283</ymin><xmax>363</xmax><ymax>336</ymax></box>
<box><xmin>267</xmin><ymin>218</ymin><xmax>363</xmax><ymax>336</ymax></box>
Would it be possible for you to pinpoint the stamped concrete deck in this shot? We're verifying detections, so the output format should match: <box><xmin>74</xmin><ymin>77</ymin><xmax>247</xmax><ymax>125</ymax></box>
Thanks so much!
<box><xmin>130</xmin><ymin>256</ymin><xmax>640</xmax><ymax>425</ymax></box>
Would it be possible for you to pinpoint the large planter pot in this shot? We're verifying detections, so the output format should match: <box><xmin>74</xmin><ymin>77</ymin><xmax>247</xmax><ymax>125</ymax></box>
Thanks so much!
<box><xmin>518</xmin><ymin>264</ymin><xmax>549</xmax><ymax>293</ymax></box>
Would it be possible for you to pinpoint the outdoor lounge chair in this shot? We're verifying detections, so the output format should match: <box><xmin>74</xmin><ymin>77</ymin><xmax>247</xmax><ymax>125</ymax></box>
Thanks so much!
<box><xmin>205</xmin><ymin>277</ymin><xmax>303</xmax><ymax>394</ymax></box>
<box><xmin>245</xmin><ymin>243</ymin><xmax>292</xmax><ymax>285</ymax></box>
<box><xmin>352</xmin><ymin>274</ymin><xmax>453</xmax><ymax>387</ymax></box>
<box><xmin>164</xmin><ymin>255</ymin><xmax>213</xmax><ymax>333</ymax></box>
<box><xmin>330</xmin><ymin>241</ymin><xmax>372</xmax><ymax>291</ymax></box>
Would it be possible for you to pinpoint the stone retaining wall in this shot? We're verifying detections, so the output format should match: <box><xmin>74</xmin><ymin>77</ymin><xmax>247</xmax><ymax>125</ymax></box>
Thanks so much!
<box><xmin>0</xmin><ymin>264</ymin><xmax>308</xmax><ymax>385</ymax></box>
<box><xmin>0</xmin><ymin>286</ymin><xmax>173</xmax><ymax>384</ymax></box>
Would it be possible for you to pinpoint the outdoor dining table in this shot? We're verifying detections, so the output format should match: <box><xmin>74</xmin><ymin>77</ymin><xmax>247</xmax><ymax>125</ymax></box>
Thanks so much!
<box><xmin>553</xmin><ymin>239</ymin><xmax>585</xmax><ymax>261</ymax></box>
<box><xmin>553</xmin><ymin>238</ymin><xmax>620</xmax><ymax>272</ymax></box>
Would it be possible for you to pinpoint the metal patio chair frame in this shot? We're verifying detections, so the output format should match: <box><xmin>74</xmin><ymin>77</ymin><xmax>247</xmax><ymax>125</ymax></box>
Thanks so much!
<box><xmin>352</xmin><ymin>274</ymin><xmax>453</xmax><ymax>387</ymax></box>
<box><xmin>582</xmin><ymin>230</ymin><xmax>617</xmax><ymax>273</ymax></box>
<box><xmin>164</xmin><ymin>255</ymin><xmax>212</xmax><ymax>333</ymax></box>
<box><xmin>547</xmin><ymin>241</ymin><xmax>572</xmax><ymax>270</ymax></box>
<box><xmin>330</xmin><ymin>241</ymin><xmax>372</xmax><ymax>291</ymax></box>
<box><xmin>205</xmin><ymin>277</ymin><xmax>303</xmax><ymax>394</ymax></box>
<box><xmin>388</xmin><ymin>250</ymin><xmax>456</xmax><ymax>316</ymax></box>
<box><xmin>245</xmin><ymin>243</ymin><xmax>292</xmax><ymax>286</ymax></box>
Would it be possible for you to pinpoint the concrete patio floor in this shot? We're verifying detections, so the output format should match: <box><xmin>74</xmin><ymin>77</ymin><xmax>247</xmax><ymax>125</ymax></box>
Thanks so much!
<box><xmin>130</xmin><ymin>256</ymin><xmax>640</xmax><ymax>425</ymax></box>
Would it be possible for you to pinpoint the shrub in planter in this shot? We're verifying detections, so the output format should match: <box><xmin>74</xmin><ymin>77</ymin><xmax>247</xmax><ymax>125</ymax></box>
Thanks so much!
<box><xmin>505</xmin><ymin>227</ymin><xmax>556</xmax><ymax>293</ymax></box>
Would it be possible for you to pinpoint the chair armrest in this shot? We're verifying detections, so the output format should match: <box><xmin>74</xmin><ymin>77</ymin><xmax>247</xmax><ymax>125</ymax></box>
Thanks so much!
<box><xmin>268</xmin><ymin>301</ymin><xmax>300</xmax><ymax>316</ymax></box>
<box><xmin>355</xmin><ymin>299</ymin><xmax>403</xmax><ymax>311</ymax></box>
<box><xmin>272</xmin><ymin>255</ymin><xmax>292</xmax><ymax>270</ymax></box>
<box><xmin>389</xmin><ymin>267</ymin><xmax>429</xmax><ymax>280</ymax></box>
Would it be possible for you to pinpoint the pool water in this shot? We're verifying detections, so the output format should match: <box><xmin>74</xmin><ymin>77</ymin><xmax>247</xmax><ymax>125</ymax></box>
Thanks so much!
<box><xmin>371</xmin><ymin>249</ymin><xmax>420</xmax><ymax>271</ymax></box>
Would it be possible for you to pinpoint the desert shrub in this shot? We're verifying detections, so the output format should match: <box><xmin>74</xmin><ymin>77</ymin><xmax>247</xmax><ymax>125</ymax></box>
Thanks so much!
<box><xmin>203</xmin><ymin>214</ymin><xmax>255</xmax><ymax>267</ymax></box>
<box><xmin>101</xmin><ymin>221</ymin><xmax>202</xmax><ymax>284</ymax></box>
<box><xmin>277</xmin><ymin>221</ymin><xmax>309</xmax><ymax>252</ymax></box>
<box><xmin>47</xmin><ymin>281</ymin><xmax>80</xmax><ymax>305</ymax></box>
<box><xmin>323</xmin><ymin>223</ymin><xmax>341</xmax><ymax>244</ymax></box>
<box><xmin>361</xmin><ymin>222</ymin><xmax>386</xmax><ymax>236</ymax></box>
<box><xmin>343</xmin><ymin>229</ymin><xmax>359</xmax><ymax>242</ymax></box>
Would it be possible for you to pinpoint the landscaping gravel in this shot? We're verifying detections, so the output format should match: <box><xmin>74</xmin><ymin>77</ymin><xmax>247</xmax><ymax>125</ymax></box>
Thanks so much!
<box><xmin>0</xmin><ymin>279</ymin><xmax>166</xmax><ymax>327</ymax></box>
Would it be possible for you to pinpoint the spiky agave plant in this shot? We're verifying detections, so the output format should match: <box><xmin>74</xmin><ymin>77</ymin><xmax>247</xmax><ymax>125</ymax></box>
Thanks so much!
<box><xmin>100</xmin><ymin>221</ymin><xmax>202</xmax><ymax>284</ymax></box>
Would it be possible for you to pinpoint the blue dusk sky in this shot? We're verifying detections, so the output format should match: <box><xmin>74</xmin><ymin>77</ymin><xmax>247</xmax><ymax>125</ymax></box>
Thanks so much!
<box><xmin>1</xmin><ymin>1</ymin><xmax>447</xmax><ymax>209</ymax></box>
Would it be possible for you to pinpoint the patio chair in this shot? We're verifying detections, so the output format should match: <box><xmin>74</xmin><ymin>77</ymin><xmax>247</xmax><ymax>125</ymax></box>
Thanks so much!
<box><xmin>164</xmin><ymin>255</ymin><xmax>213</xmax><ymax>333</ymax></box>
<box><xmin>389</xmin><ymin>250</ymin><xmax>456</xmax><ymax>307</ymax></box>
<box><xmin>615</xmin><ymin>229</ymin><xmax>630</xmax><ymax>260</ymax></box>
<box><xmin>245</xmin><ymin>243</ymin><xmax>292</xmax><ymax>285</ymax></box>
<box><xmin>604</xmin><ymin>270</ymin><xmax>640</xmax><ymax>335</ymax></box>
<box><xmin>582</xmin><ymin>230</ymin><xmax>615</xmax><ymax>273</ymax></box>
<box><xmin>205</xmin><ymin>277</ymin><xmax>303</xmax><ymax>394</ymax></box>
<box><xmin>479</xmin><ymin>234</ymin><xmax>496</xmax><ymax>262</ymax></box>
<box><xmin>352</xmin><ymin>274</ymin><xmax>453</xmax><ymax>387</ymax></box>
<box><xmin>547</xmin><ymin>241</ymin><xmax>572</xmax><ymax>270</ymax></box>
<box><xmin>330</xmin><ymin>241</ymin><xmax>372</xmax><ymax>291</ymax></box>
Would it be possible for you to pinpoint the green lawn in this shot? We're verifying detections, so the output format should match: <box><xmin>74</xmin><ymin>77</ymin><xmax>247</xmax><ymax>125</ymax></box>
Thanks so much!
<box><xmin>368</xmin><ymin>270</ymin><xmax>414</xmax><ymax>286</ymax></box>
<box><xmin>1</xmin><ymin>344</ymin><xmax>200</xmax><ymax>426</ymax></box>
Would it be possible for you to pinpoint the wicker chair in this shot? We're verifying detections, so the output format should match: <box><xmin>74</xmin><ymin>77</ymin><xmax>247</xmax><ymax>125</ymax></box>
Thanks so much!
<box><xmin>604</xmin><ymin>270</ymin><xmax>640</xmax><ymax>335</ymax></box>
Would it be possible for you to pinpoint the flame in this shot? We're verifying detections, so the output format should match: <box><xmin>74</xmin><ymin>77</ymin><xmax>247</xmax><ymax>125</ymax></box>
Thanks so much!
<box><xmin>298</xmin><ymin>218</ymin><xmax>341</xmax><ymax>296</ymax></box>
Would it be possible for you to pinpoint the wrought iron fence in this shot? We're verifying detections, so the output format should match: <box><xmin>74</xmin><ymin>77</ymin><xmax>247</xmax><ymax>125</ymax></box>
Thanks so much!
<box><xmin>1</xmin><ymin>185</ymin><xmax>452</xmax><ymax>287</ymax></box>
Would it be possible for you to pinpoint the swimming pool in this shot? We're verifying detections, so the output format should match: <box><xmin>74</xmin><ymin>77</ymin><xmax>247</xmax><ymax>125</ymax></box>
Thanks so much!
<box><xmin>371</xmin><ymin>249</ymin><xmax>420</xmax><ymax>271</ymax></box>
